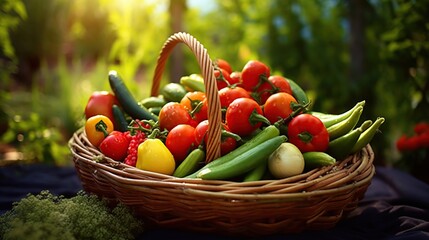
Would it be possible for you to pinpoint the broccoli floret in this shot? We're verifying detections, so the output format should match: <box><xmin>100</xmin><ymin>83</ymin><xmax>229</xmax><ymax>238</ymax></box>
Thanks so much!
<box><xmin>0</xmin><ymin>190</ymin><xmax>144</xmax><ymax>240</ymax></box>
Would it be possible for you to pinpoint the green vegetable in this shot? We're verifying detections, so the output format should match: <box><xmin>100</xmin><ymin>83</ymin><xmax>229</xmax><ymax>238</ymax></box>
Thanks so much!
<box><xmin>108</xmin><ymin>70</ymin><xmax>158</xmax><ymax>121</ymax></box>
<box><xmin>197</xmin><ymin>135</ymin><xmax>286</xmax><ymax>180</ymax></box>
<box><xmin>351</xmin><ymin>117</ymin><xmax>385</xmax><ymax>153</ymax></box>
<box><xmin>303</xmin><ymin>151</ymin><xmax>336</xmax><ymax>170</ymax></box>
<box><xmin>186</xmin><ymin>125</ymin><xmax>280</xmax><ymax>178</ymax></box>
<box><xmin>140</xmin><ymin>96</ymin><xmax>167</xmax><ymax>109</ymax></box>
<box><xmin>326</xmin><ymin>106</ymin><xmax>363</xmax><ymax>140</ymax></box>
<box><xmin>112</xmin><ymin>104</ymin><xmax>129</xmax><ymax>132</ymax></box>
<box><xmin>173</xmin><ymin>148</ymin><xmax>205</xmax><ymax>178</ymax></box>
<box><xmin>148</xmin><ymin>107</ymin><xmax>161</xmax><ymax>116</ymax></box>
<box><xmin>180</xmin><ymin>74</ymin><xmax>205</xmax><ymax>93</ymax></box>
<box><xmin>161</xmin><ymin>82</ymin><xmax>187</xmax><ymax>102</ymax></box>
<box><xmin>311</xmin><ymin>100</ymin><xmax>366</xmax><ymax>128</ymax></box>
<box><xmin>286</xmin><ymin>78</ymin><xmax>309</xmax><ymax>105</ymax></box>
<box><xmin>243</xmin><ymin>160</ymin><xmax>267</xmax><ymax>182</ymax></box>
<box><xmin>327</xmin><ymin>122</ymin><xmax>364</xmax><ymax>160</ymax></box>
<box><xmin>0</xmin><ymin>191</ymin><xmax>143</xmax><ymax>240</ymax></box>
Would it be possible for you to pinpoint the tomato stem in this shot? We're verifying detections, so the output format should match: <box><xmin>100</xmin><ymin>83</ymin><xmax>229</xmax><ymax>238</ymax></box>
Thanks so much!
<box><xmin>221</xmin><ymin>129</ymin><xmax>242</xmax><ymax>142</ymax></box>
<box><xmin>249</xmin><ymin>109</ymin><xmax>271</xmax><ymax>126</ymax></box>
<box><xmin>298</xmin><ymin>131</ymin><xmax>313</xmax><ymax>143</ymax></box>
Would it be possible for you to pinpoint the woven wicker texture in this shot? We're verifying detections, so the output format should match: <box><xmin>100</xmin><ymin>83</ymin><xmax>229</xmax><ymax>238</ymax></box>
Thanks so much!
<box><xmin>69</xmin><ymin>32</ymin><xmax>375</xmax><ymax>236</ymax></box>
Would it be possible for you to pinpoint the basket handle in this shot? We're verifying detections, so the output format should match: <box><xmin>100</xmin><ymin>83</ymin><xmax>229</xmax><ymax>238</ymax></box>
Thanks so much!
<box><xmin>151</xmin><ymin>32</ymin><xmax>222</xmax><ymax>163</ymax></box>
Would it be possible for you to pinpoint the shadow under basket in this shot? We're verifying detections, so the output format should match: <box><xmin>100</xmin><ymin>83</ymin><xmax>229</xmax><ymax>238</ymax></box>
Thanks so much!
<box><xmin>70</xmin><ymin>32</ymin><xmax>375</xmax><ymax>236</ymax></box>
<box><xmin>69</xmin><ymin>128</ymin><xmax>374</xmax><ymax>236</ymax></box>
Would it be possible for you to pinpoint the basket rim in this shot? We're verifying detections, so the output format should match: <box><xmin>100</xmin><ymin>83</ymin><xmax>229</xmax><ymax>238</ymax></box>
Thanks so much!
<box><xmin>69</xmin><ymin>128</ymin><xmax>375</xmax><ymax>200</ymax></box>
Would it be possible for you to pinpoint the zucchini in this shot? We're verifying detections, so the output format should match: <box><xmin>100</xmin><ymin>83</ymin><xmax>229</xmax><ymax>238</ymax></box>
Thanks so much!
<box><xmin>112</xmin><ymin>104</ymin><xmax>129</xmax><ymax>132</ymax></box>
<box><xmin>173</xmin><ymin>148</ymin><xmax>205</xmax><ymax>178</ymax></box>
<box><xmin>303</xmin><ymin>151</ymin><xmax>336</xmax><ymax>170</ymax></box>
<box><xmin>197</xmin><ymin>135</ymin><xmax>286</xmax><ymax>180</ymax></box>
<box><xmin>186</xmin><ymin>125</ymin><xmax>280</xmax><ymax>178</ymax></box>
<box><xmin>108</xmin><ymin>70</ymin><xmax>158</xmax><ymax>121</ymax></box>
<box><xmin>140</xmin><ymin>96</ymin><xmax>167</xmax><ymax>109</ymax></box>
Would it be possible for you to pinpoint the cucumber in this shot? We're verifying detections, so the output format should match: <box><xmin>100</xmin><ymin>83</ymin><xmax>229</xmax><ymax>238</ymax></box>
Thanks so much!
<box><xmin>108</xmin><ymin>70</ymin><xmax>158</xmax><ymax>121</ymax></box>
<box><xmin>161</xmin><ymin>83</ymin><xmax>187</xmax><ymax>102</ymax></box>
<box><xmin>185</xmin><ymin>125</ymin><xmax>280</xmax><ymax>178</ymax></box>
<box><xmin>112</xmin><ymin>104</ymin><xmax>129</xmax><ymax>132</ymax></box>
<box><xmin>197</xmin><ymin>135</ymin><xmax>287</xmax><ymax>180</ymax></box>
<box><xmin>243</xmin><ymin>160</ymin><xmax>267</xmax><ymax>182</ymax></box>
<box><xmin>286</xmin><ymin>78</ymin><xmax>309</xmax><ymax>104</ymax></box>
<box><xmin>140</xmin><ymin>96</ymin><xmax>167</xmax><ymax>109</ymax></box>
<box><xmin>173</xmin><ymin>148</ymin><xmax>205</xmax><ymax>178</ymax></box>
<box><xmin>303</xmin><ymin>151</ymin><xmax>336</xmax><ymax>170</ymax></box>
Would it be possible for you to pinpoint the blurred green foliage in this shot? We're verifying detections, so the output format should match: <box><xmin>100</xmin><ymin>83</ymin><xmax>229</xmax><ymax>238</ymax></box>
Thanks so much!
<box><xmin>0</xmin><ymin>0</ymin><xmax>427</xmax><ymax>171</ymax></box>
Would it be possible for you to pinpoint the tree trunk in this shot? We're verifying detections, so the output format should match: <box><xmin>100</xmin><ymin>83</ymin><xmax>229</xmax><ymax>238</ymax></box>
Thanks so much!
<box><xmin>169</xmin><ymin>0</ymin><xmax>186</xmax><ymax>83</ymax></box>
<box><xmin>349</xmin><ymin>0</ymin><xmax>365</xmax><ymax>85</ymax></box>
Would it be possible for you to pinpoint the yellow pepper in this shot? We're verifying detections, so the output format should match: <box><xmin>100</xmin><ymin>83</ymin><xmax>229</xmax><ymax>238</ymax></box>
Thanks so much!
<box><xmin>136</xmin><ymin>138</ymin><xmax>175</xmax><ymax>175</ymax></box>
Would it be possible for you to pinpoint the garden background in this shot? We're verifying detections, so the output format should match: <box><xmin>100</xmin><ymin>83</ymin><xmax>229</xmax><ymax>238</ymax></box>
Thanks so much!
<box><xmin>1</xmin><ymin>0</ymin><xmax>428</xmax><ymax>180</ymax></box>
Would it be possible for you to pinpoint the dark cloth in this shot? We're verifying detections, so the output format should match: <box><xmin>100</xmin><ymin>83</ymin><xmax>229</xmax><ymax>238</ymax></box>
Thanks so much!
<box><xmin>1</xmin><ymin>164</ymin><xmax>428</xmax><ymax>239</ymax></box>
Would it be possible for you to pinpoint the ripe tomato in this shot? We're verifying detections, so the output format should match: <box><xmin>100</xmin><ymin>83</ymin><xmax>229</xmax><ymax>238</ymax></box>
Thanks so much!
<box><xmin>214</xmin><ymin>68</ymin><xmax>234</xmax><ymax>90</ymax></box>
<box><xmin>99</xmin><ymin>131</ymin><xmax>131</xmax><ymax>161</ymax></box>
<box><xmin>255</xmin><ymin>75</ymin><xmax>294</xmax><ymax>104</ymax></box>
<box><xmin>215</xmin><ymin>58</ymin><xmax>233</xmax><ymax>74</ymax></box>
<box><xmin>194</xmin><ymin>120</ymin><xmax>237</xmax><ymax>156</ymax></box>
<box><xmin>84</xmin><ymin>115</ymin><xmax>114</xmax><ymax>147</ymax></box>
<box><xmin>240</xmin><ymin>60</ymin><xmax>270</xmax><ymax>91</ymax></box>
<box><xmin>165</xmin><ymin>124</ymin><xmax>197</xmax><ymax>163</ymax></box>
<box><xmin>159</xmin><ymin>102</ymin><xmax>195</xmax><ymax>131</ymax></box>
<box><xmin>180</xmin><ymin>91</ymin><xmax>208</xmax><ymax>123</ymax></box>
<box><xmin>226</xmin><ymin>98</ymin><xmax>268</xmax><ymax>137</ymax></box>
<box><xmin>230</xmin><ymin>71</ymin><xmax>242</xmax><ymax>84</ymax></box>
<box><xmin>84</xmin><ymin>91</ymin><xmax>119</xmax><ymax>122</ymax></box>
<box><xmin>264</xmin><ymin>92</ymin><xmax>297</xmax><ymax>124</ymax></box>
<box><xmin>218</xmin><ymin>86</ymin><xmax>251</xmax><ymax>109</ymax></box>
<box><xmin>287</xmin><ymin>114</ymin><xmax>329</xmax><ymax>153</ymax></box>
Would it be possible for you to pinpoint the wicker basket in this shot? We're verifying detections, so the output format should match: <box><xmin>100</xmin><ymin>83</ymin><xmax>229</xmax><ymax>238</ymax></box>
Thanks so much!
<box><xmin>69</xmin><ymin>32</ymin><xmax>375</xmax><ymax>236</ymax></box>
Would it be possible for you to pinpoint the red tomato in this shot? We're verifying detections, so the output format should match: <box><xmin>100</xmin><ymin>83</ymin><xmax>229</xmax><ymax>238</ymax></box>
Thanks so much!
<box><xmin>99</xmin><ymin>131</ymin><xmax>131</xmax><ymax>161</ymax></box>
<box><xmin>84</xmin><ymin>91</ymin><xmax>119</xmax><ymax>122</ymax></box>
<box><xmin>263</xmin><ymin>92</ymin><xmax>298</xmax><ymax>124</ymax></box>
<box><xmin>230</xmin><ymin>71</ymin><xmax>242</xmax><ymax>84</ymax></box>
<box><xmin>159</xmin><ymin>102</ymin><xmax>194</xmax><ymax>131</ymax></box>
<box><xmin>180</xmin><ymin>91</ymin><xmax>208</xmax><ymax>123</ymax></box>
<box><xmin>215</xmin><ymin>59</ymin><xmax>233</xmax><ymax>74</ymax></box>
<box><xmin>166</xmin><ymin>124</ymin><xmax>197</xmax><ymax>163</ymax></box>
<box><xmin>226</xmin><ymin>98</ymin><xmax>267</xmax><ymax>137</ymax></box>
<box><xmin>255</xmin><ymin>75</ymin><xmax>294</xmax><ymax>104</ymax></box>
<box><xmin>218</xmin><ymin>86</ymin><xmax>251</xmax><ymax>109</ymax></box>
<box><xmin>214</xmin><ymin>68</ymin><xmax>234</xmax><ymax>90</ymax></box>
<box><xmin>240</xmin><ymin>60</ymin><xmax>270</xmax><ymax>91</ymax></box>
<box><xmin>287</xmin><ymin>114</ymin><xmax>329</xmax><ymax>153</ymax></box>
<box><xmin>194</xmin><ymin>120</ymin><xmax>237</xmax><ymax>156</ymax></box>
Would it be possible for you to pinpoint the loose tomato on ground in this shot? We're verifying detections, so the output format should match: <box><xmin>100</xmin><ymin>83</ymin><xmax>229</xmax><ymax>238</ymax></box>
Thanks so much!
<box><xmin>263</xmin><ymin>92</ymin><xmax>298</xmax><ymax>124</ymax></box>
<box><xmin>84</xmin><ymin>91</ymin><xmax>119</xmax><ymax>122</ymax></box>
<box><xmin>254</xmin><ymin>75</ymin><xmax>294</xmax><ymax>104</ymax></box>
<box><xmin>99</xmin><ymin>131</ymin><xmax>130</xmax><ymax>161</ymax></box>
<box><xmin>215</xmin><ymin>59</ymin><xmax>233</xmax><ymax>74</ymax></box>
<box><xmin>218</xmin><ymin>86</ymin><xmax>251</xmax><ymax>109</ymax></box>
<box><xmin>194</xmin><ymin>120</ymin><xmax>238</xmax><ymax>156</ymax></box>
<box><xmin>180</xmin><ymin>91</ymin><xmax>208</xmax><ymax>123</ymax></box>
<box><xmin>287</xmin><ymin>114</ymin><xmax>330</xmax><ymax>153</ymax></box>
<box><xmin>165</xmin><ymin>124</ymin><xmax>198</xmax><ymax>163</ymax></box>
<box><xmin>84</xmin><ymin>115</ymin><xmax>114</xmax><ymax>147</ymax></box>
<box><xmin>159</xmin><ymin>102</ymin><xmax>196</xmax><ymax>131</ymax></box>
<box><xmin>240</xmin><ymin>60</ymin><xmax>270</xmax><ymax>91</ymax></box>
<box><xmin>225</xmin><ymin>98</ymin><xmax>270</xmax><ymax>137</ymax></box>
